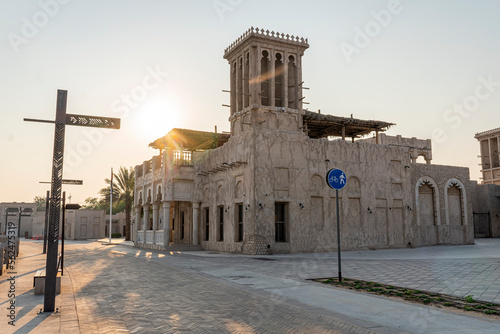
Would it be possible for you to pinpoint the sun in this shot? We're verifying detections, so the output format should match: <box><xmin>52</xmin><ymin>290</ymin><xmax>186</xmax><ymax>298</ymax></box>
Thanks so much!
<box><xmin>136</xmin><ymin>97</ymin><xmax>182</xmax><ymax>140</ymax></box>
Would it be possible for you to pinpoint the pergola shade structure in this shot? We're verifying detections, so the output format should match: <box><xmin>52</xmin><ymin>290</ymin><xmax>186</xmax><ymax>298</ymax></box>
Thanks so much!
<box><xmin>149</xmin><ymin>128</ymin><xmax>230</xmax><ymax>151</ymax></box>
<box><xmin>302</xmin><ymin>111</ymin><xmax>394</xmax><ymax>140</ymax></box>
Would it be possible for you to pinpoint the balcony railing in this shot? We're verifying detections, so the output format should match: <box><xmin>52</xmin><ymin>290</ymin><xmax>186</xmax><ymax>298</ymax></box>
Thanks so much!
<box><xmin>146</xmin><ymin>230</ymin><xmax>154</xmax><ymax>244</ymax></box>
<box><xmin>173</xmin><ymin>150</ymin><xmax>193</xmax><ymax>166</ymax></box>
<box><xmin>155</xmin><ymin>230</ymin><xmax>164</xmax><ymax>245</ymax></box>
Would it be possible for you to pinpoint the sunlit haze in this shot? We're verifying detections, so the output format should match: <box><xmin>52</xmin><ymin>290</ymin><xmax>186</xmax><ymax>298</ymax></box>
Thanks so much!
<box><xmin>1</xmin><ymin>0</ymin><xmax>499</xmax><ymax>204</ymax></box>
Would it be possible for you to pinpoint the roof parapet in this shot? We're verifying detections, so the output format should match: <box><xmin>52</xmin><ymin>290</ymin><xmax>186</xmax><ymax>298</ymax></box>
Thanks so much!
<box><xmin>475</xmin><ymin>126</ymin><xmax>500</xmax><ymax>139</ymax></box>
<box><xmin>224</xmin><ymin>27</ymin><xmax>309</xmax><ymax>58</ymax></box>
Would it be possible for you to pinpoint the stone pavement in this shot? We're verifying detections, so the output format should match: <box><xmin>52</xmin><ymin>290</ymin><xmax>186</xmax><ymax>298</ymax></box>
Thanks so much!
<box><xmin>1</xmin><ymin>239</ymin><xmax>500</xmax><ymax>333</ymax></box>
<box><xmin>188</xmin><ymin>239</ymin><xmax>500</xmax><ymax>303</ymax></box>
<box><xmin>0</xmin><ymin>240</ymin><xmax>81</xmax><ymax>334</ymax></box>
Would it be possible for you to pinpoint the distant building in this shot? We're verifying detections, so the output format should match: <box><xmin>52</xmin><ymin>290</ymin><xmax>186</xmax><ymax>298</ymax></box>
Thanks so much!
<box><xmin>104</xmin><ymin>211</ymin><xmax>127</xmax><ymax>237</ymax></box>
<box><xmin>0</xmin><ymin>202</ymin><xmax>37</xmax><ymax>238</ymax></box>
<box><xmin>64</xmin><ymin>209</ymin><xmax>106</xmax><ymax>240</ymax></box>
<box><xmin>133</xmin><ymin>28</ymin><xmax>474</xmax><ymax>254</ymax></box>
<box><xmin>473</xmin><ymin>127</ymin><xmax>500</xmax><ymax>238</ymax></box>
<box><xmin>31</xmin><ymin>211</ymin><xmax>46</xmax><ymax>237</ymax></box>
<box><xmin>475</xmin><ymin>127</ymin><xmax>500</xmax><ymax>185</ymax></box>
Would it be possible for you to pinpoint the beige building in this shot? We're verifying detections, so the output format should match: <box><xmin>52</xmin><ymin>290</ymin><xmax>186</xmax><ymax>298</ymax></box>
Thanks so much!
<box><xmin>475</xmin><ymin>127</ymin><xmax>500</xmax><ymax>185</ymax></box>
<box><xmin>133</xmin><ymin>28</ymin><xmax>474</xmax><ymax>254</ymax></box>
<box><xmin>1</xmin><ymin>203</ymin><xmax>36</xmax><ymax>238</ymax></box>
<box><xmin>104</xmin><ymin>211</ymin><xmax>127</xmax><ymax>238</ymax></box>
<box><xmin>64</xmin><ymin>209</ymin><xmax>106</xmax><ymax>240</ymax></box>
<box><xmin>31</xmin><ymin>211</ymin><xmax>46</xmax><ymax>237</ymax></box>
<box><xmin>473</xmin><ymin>127</ymin><xmax>500</xmax><ymax>238</ymax></box>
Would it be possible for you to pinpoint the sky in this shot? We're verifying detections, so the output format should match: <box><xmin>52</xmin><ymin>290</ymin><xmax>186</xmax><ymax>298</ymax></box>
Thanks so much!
<box><xmin>1</xmin><ymin>0</ymin><xmax>499</xmax><ymax>205</ymax></box>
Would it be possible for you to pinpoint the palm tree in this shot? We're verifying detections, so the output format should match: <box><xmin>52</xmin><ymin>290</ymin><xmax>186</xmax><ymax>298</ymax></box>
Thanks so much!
<box><xmin>100</xmin><ymin>166</ymin><xmax>135</xmax><ymax>240</ymax></box>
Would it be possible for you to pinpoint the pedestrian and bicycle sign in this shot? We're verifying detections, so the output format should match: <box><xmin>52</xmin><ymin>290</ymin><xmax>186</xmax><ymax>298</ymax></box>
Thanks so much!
<box><xmin>326</xmin><ymin>168</ymin><xmax>347</xmax><ymax>190</ymax></box>
<box><xmin>326</xmin><ymin>167</ymin><xmax>347</xmax><ymax>282</ymax></box>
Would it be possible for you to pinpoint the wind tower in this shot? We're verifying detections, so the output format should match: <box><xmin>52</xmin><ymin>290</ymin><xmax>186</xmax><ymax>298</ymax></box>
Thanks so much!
<box><xmin>223</xmin><ymin>27</ymin><xmax>309</xmax><ymax>136</ymax></box>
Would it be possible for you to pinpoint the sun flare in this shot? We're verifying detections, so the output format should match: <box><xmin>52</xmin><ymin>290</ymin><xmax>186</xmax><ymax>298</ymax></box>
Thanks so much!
<box><xmin>137</xmin><ymin>97</ymin><xmax>182</xmax><ymax>140</ymax></box>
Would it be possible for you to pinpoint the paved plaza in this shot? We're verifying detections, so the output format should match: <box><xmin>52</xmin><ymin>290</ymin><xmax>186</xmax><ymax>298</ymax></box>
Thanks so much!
<box><xmin>1</xmin><ymin>239</ymin><xmax>500</xmax><ymax>333</ymax></box>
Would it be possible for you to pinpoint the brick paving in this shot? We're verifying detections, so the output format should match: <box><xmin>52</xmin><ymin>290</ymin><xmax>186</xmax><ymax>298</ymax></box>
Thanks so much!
<box><xmin>63</xmin><ymin>243</ymin><xmax>379</xmax><ymax>334</ymax></box>
<box><xmin>1</xmin><ymin>241</ymin><xmax>382</xmax><ymax>334</ymax></box>
<box><xmin>2</xmin><ymin>239</ymin><xmax>500</xmax><ymax>333</ymax></box>
<box><xmin>0</xmin><ymin>241</ymin><xmax>80</xmax><ymax>334</ymax></box>
<box><xmin>173</xmin><ymin>239</ymin><xmax>500</xmax><ymax>304</ymax></box>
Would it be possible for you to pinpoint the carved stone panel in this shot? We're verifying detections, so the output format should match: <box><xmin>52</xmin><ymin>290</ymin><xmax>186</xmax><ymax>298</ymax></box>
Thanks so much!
<box><xmin>173</xmin><ymin>181</ymin><xmax>193</xmax><ymax>201</ymax></box>
<box><xmin>275</xmin><ymin>167</ymin><xmax>289</xmax><ymax>190</ymax></box>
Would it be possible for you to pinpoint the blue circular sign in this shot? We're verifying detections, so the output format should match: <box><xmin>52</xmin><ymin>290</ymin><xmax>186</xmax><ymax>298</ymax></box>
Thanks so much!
<box><xmin>326</xmin><ymin>168</ymin><xmax>347</xmax><ymax>190</ymax></box>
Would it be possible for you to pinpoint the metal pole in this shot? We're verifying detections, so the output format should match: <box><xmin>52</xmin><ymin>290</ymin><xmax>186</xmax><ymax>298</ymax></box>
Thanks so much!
<box><xmin>336</xmin><ymin>189</ymin><xmax>342</xmax><ymax>282</ymax></box>
<box><xmin>17</xmin><ymin>207</ymin><xmax>22</xmax><ymax>258</ymax></box>
<box><xmin>43</xmin><ymin>190</ymin><xmax>50</xmax><ymax>254</ymax></box>
<box><xmin>17</xmin><ymin>207</ymin><xmax>22</xmax><ymax>238</ymax></box>
<box><xmin>44</xmin><ymin>89</ymin><xmax>67</xmax><ymax>313</ymax></box>
<box><xmin>109</xmin><ymin>168</ymin><xmax>113</xmax><ymax>244</ymax></box>
<box><xmin>61</xmin><ymin>192</ymin><xmax>65</xmax><ymax>276</ymax></box>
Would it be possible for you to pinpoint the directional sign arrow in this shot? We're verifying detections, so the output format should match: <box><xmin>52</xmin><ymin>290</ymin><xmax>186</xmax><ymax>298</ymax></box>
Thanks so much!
<box><xmin>39</xmin><ymin>179</ymin><xmax>83</xmax><ymax>185</ymax></box>
<box><xmin>62</xmin><ymin>179</ymin><xmax>83</xmax><ymax>185</ymax></box>
<box><xmin>66</xmin><ymin>114</ymin><xmax>120</xmax><ymax>129</ymax></box>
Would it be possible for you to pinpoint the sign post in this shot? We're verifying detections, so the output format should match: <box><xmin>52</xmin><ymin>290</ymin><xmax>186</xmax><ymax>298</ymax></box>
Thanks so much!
<box><xmin>16</xmin><ymin>208</ymin><xmax>32</xmax><ymax>254</ymax></box>
<box><xmin>43</xmin><ymin>89</ymin><xmax>67</xmax><ymax>313</ymax></box>
<box><xmin>40</xmin><ymin>181</ymin><xmax>81</xmax><ymax>254</ymax></box>
<box><xmin>326</xmin><ymin>168</ymin><xmax>347</xmax><ymax>282</ymax></box>
<box><xmin>109</xmin><ymin>168</ymin><xmax>113</xmax><ymax>244</ymax></box>
<box><xmin>43</xmin><ymin>191</ymin><xmax>49</xmax><ymax>254</ymax></box>
<box><xmin>24</xmin><ymin>89</ymin><xmax>120</xmax><ymax>312</ymax></box>
<box><xmin>60</xmin><ymin>197</ymin><xmax>80</xmax><ymax>277</ymax></box>
<box><xmin>4</xmin><ymin>208</ymin><xmax>18</xmax><ymax>237</ymax></box>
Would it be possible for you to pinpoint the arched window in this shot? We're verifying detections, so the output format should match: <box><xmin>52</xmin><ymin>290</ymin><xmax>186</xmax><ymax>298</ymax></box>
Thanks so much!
<box><xmin>260</xmin><ymin>50</ymin><xmax>271</xmax><ymax>106</ymax></box>
<box><xmin>346</xmin><ymin>176</ymin><xmax>361</xmax><ymax>228</ymax></box>
<box><xmin>444</xmin><ymin>178</ymin><xmax>467</xmax><ymax>226</ymax></box>
<box><xmin>244</xmin><ymin>52</ymin><xmax>250</xmax><ymax>108</ymax></box>
<box><xmin>288</xmin><ymin>55</ymin><xmax>297</xmax><ymax>109</ymax></box>
<box><xmin>274</xmin><ymin>52</ymin><xmax>284</xmax><ymax>107</ymax></box>
<box><xmin>415</xmin><ymin>176</ymin><xmax>440</xmax><ymax>226</ymax></box>
<box><xmin>237</xmin><ymin>57</ymin><xmax>243</xmax><ymax>111</ymax></box>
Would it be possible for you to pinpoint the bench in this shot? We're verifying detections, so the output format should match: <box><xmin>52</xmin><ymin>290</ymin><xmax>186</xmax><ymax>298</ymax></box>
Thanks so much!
<box><xmin>34</xmin><ymin>270</ymin><xmax>61</xmax><ymax>295</ymax></box>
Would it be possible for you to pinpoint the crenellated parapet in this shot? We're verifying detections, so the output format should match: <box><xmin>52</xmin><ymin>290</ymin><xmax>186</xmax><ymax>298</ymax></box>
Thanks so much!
<box><xmin>361</xmin><ymin>134</ymin><xmax>432</xmax><ymax>164</ymax></box>
<box><xmin>224</xmin><ymin>26</ymin><xmax>309</xmax><ymax>58</ymax></box>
